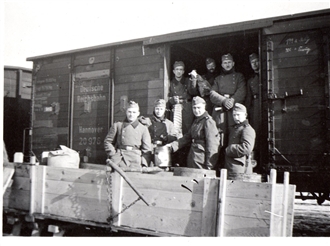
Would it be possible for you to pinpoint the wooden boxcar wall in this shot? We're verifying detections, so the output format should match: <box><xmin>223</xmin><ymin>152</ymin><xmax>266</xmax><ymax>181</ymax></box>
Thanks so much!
<box><xmin>4</xmin><ymin>67</ymin><xmax>32</xmax><ymax>161</ymax></box>
<box><xmin>31</xmin><ymin>43</ymin><xmax>165</xmax><ymax>164</ymax></box>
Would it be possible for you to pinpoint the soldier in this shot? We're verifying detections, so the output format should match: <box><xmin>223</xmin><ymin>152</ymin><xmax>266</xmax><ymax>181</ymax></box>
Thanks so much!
<box><xmin>196</xmin><ymin>58</ymin><xmax>218</xmax><ymax>115</ymax></box>
<box><xmin>245</xmin><ymin>53</ymin><xmax>260</xmax><ymax>162</ymax></box>
<box><xmin>104</xmin><ymin>101</ymin><xmax>152</xmax><ymax>169</ymax></box>
<box><xmin>209</xmin><ymin>53</ymin><xmax>246</xmax><ymax>149</ymax></box>
<box><xmin>168</xmin><ymin>96</ymin><xmax>220</xmax><ymax>170</ymax></box>
<box><xmin>225</xmin><ymin>103</ymin><xmax>255</xmax><ymax>175</ymax></box>
<box><xmin>168</xmin><ymin>61</ymin><xmax>199</xmax><ymax>166</ymax></box>
<box><xmin>168</xmin><ymin>61</ymin><xmax>199</xmax><ymax>136</ymax></box>
<box><xmin>148</xmin><ymin>99</ymin><xmax>178</xmax><ymax>146</ymax></box>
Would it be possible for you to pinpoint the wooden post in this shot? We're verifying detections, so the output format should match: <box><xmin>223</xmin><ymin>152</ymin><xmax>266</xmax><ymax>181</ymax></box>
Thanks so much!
<box><xmin>269</xmin><ymin>169</ymin><xmax>276</xmax><ymax>236</ymax></box>
<box><xmin>281</xmin><ymin>171</ymin><xmax>289</xmax><ymax>236</ymax></box>
<box><xmin>216</xmin><ymin>169</ymin><xmax>227</xmax><ymax>237</ymax></box>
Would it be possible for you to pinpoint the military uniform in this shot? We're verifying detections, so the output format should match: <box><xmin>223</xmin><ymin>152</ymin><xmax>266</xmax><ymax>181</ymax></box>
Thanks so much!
<box><xmin>149</xmin><ymin>115</ymin><xmax>178</xmax><ymax>145</ymax></box>
<box><xmin>168</xmin><ymin>76</ymin><xmax>198</xmax><ymax>135</ymax></box>
<box><xmin>170</xmin><ymin>97</ymin><xmax>220</xmax><ymax>169</ymax></box>
<box><xmin>209</xmin><ymin>69</ymin><xmax>246</xmax><ymax>146</ymax></box>
<box><xmin>104</xmin><ymin>118</ymin><xmax>152</xmax><ymax>169</ymax></box>
<box><xmin>225</xmin><ymin>104</ymin><xmax>255</xmax><ymax>175</ymax></box>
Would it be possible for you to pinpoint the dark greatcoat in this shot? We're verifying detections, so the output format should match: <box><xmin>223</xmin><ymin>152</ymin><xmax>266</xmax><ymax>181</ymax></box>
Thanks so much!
<box><xmin>199</xmin><ymin>71</ymin><xmax>218</xmax><ymax>115</ymax></box>
<box><xmin>148</xmin><ymin>115</ymin><xmax>178</xmax><ymax>145</ymax></box>
<box><xmin>209</xmin><ymin>70</ymin><xmax>246</xmax><ymax>146</ymax></box>
<box><xmin>104</xmin><ymin>118</ymin><xmax>152</xmax><ymax>168</ymax></box>
<box><xmin>225</xmin><ymin>119</ymin><xmax>255</xmax><ymax>174</ymax></box>
<box><xmin>170</xmin><ymin>112</ymin><xmax>220</xmax><ymax>170</ymax></box>
<box><xmin>168</xmin><ymin>77</ymin><xmax>199</xmax><ymax>135</ymax></box>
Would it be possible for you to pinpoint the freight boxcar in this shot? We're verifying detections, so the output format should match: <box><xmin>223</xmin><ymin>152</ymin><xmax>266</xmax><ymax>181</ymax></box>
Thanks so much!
<box><xmin>23</xmin><ymin>9</ymin><xmax>330</xmax><ymax>204</ymax></box>
<box><xmin>3</xmin><ymin>66</ymin><xmax>32</xmax><ymax>162</ymax></box>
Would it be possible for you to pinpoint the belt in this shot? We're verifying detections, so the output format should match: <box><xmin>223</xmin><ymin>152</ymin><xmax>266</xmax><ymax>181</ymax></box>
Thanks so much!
<box><xmin>118</xmin><ymin>145</ymin><xmax>140</xmax><ymax>151</ymax></box>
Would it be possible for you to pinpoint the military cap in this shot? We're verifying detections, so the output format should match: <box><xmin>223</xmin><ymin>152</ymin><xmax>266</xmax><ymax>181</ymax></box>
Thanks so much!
<box><xmin>233</xmin><ymin>103</ymin><xmax>247</xmax><ymax>113</ymax></box>
<box><xmin>154</xmin><ymin>99</ymin><xmax>166</xmax><ymax>108</ymax></box>
<box><xmin>249</xmin><ymin>53</ymin><xmax>258</xmax><ymax>62</ymax></box>
<box><xmin>205</xmin><ymin>58</ymin><xmax>215</xmax><ymax>65</ymax></box>
<box><xmin>173</xmin><ymin>61</ymin><xmax>185</xmax><ymax>69</ymax></box>
<box><xmin>127</xmin><ymin>101</ymin><xmax>139</xmax><ymax>109</ymax></box>
<box><xmin>192</xmin><ymin>96</ymin><xmax>206</xmax><ymax>105</ymax></box>
<box><xmin>222</xmin><ymin>53</ymin><xmax>233</xmax><ymax>62</ymax></box>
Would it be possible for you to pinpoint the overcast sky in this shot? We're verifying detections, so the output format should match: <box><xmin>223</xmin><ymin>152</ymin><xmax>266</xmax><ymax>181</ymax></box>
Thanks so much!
<box><xmin>2</xmin><ymin>1</ymin><xmax>330</xmax><ymax>69</ymax></box>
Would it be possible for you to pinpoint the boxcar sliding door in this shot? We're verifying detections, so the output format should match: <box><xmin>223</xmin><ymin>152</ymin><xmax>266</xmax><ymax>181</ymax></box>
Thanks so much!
<box><xmin>264</xmin><ymin>29</ymin><xmax>330</xmax><ymax>192</ymax></box>
<box><xmin>72</xmin><ymin>49</ymin><xmax>112</xmax><ymax>164</ymax></box>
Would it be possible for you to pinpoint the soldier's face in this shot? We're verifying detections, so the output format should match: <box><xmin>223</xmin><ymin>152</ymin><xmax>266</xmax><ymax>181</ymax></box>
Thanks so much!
<box><xmin>250</xmin><ymin>58</ymin><xmax>259</xmax><ymax>72</ymax></box>
<box><xmin>206</xmin><ymin>62</ymin><xmax>216</xmax><ymax>73</ymax></box>
<box><xmin>173</xmin><ymin>66</ymin><xmax>184</xmax><ymax>79</ymax></box>
<box><xmin>221</xmin><ymin>60</ymin><xmax>234</xmax><ymax>71</ymax></box>
<box><xmin>154</xmin><ymin>106</ymin><xmax>166</xmax><ymax>118</ymax></box>
<box><xmin>232</xmin><ymin>111</ymin><xmax>247</xmax><ymax>124</ymax></box>
<box><xmin>193</xmin><ymin>103</ymin><xmax>206</xmax><ymax>117</ymax></box>
<box><xmin>126</xmin><ymin>108</ymin><xmax>140</xmax><ymax>122</ymax></box>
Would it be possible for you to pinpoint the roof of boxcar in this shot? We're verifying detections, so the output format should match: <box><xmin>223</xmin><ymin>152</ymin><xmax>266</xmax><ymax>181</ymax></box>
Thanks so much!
<box><xmin>4</xmin><ymin>65</ymin><xmax>32</xmax><ymax>72</ymax></box>
<box><xmin>26</xmin><ymin>8</ymin><xmax>330</xmax><ymax>61</ymax></box>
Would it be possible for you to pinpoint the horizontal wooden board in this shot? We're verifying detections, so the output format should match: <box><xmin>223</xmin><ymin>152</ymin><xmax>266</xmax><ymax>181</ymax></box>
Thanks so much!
<box><xmin>115</xmin><ymin>54</ymin><xmax>162</xmax><ymax>68</ymax></box>
<box><xmin>115</xmin><ymin>44</ymin><xmax>161</xmax><ymax>59</ymax></box>
<box><xmin>41</xmin><ymin>192</ymin><xmax>109</xmax><ymax>223</ymax></box>
<box><xmin>12</xmin><ymin>164</ymin><xmax>31</xmax><ymax>178</ymax></box>
<box><xmin>115</xmin><ymin>71</ymin><xmax>159</xmax><ymax>84</ymax></box>
<box><xmin>44</xmin><ymin>166</ymin><xmax>106</xmax><ymax>182</ymax></box>
<box><xmin>74</xmin><ymin>63</ymin><xmax>111</xmax><ymax>74</ymax></box>
<box><xmin>119</xmin><ymin>204</ymin><xmax>203</xmax><ymax>236</ymax></box>
<box><xmin>225</xmin><ymin>181</ymin><xmax>272</xmax><ymax>200</ymax></box>
<box><xmin>74</xmin><ymin>50</ymin><xmax>111</xmax><ymax>66</ymax></box>
<box><xmin>224</xmin><ymin>197</ymin><xmax>271</xmax><ymax>220</ymax></box>
<box><xmin>115</xmin><ymin>62</ymin><xmax>161</xmax><ymax>76</ymax></box>
<box><xmin>223</xmin><ymin>215</ymin><xmax>270</xmax><ymax>237</ymax></box>
<box><xmin>120</xmin><ymin>185</ymin><xmax>204</xmax><ymax>211</ymax></box>
<box><xmin>8</xmin><ymin>176</ymin><xmax>31</xmax><ymax>191</ymax></box>
<box><xmin>3</xmin><ymin>189</ymin><xmax>30</xmax><ymax>211</ymax></box>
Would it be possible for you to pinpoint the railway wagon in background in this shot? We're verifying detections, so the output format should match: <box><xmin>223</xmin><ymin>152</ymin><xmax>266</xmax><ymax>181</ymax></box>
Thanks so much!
<box><xmin>20</xmin><ymin>9</ymin><xmax>330</xmax><ymax>203</ymax></box>
<box><xmin>3</xmin><ymin>66</ymin><xmax>32</xmax><ymax>162</ymax></box>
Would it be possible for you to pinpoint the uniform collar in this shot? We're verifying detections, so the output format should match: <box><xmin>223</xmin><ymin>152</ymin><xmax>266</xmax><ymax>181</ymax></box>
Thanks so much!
<box><xmin>123</xmin><ymin>118</ymin><xmax>140</xmax><ymax>128</ymax></box>
<box><xmin>234</xmin><ymin>119</ymin><xmax>249</xmax><ymax>128</ymax></box>
<box><xmin>152</xmin><ymin>114</ymin><xmax>166</xmax><ymax>123</ymax></box>
<box><xmin>195</xmin><ymin>111</ymin><xmax>209</xmax><ymax>122</ymax></box>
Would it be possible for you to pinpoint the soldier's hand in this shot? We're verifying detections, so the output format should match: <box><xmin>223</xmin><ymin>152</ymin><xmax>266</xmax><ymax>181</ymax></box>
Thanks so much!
<box><xmin>196</xmin><ymin>74</ymin><xmax>204</xmax><ymax>82</ymax></box>
<box><xmin>173</xmin><ymin>96</ymin><xmax>180</xmax><ymax>104</ymax></box>
<box><xmin>223</xmin><ymin>98</ymin><xmax>234</xmax><ymax>110</ymax></box>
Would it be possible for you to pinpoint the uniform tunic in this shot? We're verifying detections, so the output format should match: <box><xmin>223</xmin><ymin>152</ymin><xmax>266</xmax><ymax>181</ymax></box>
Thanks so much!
<box><xmin>104</xmin><ymin>118</ymin><xmax>152</xmax><ymax>168</ymax></box>
<box><xmin>225</xmin><ymin>119</ymin><xmax>255</xmax><ymax>174</ymax></box>
<box><xmin>209</xmin><ymin>70</ymin><xmax>246</xmax><ymax>146</ymax></box>
<box><xmin>148</xmin><ymin>115</ymin><xmax>178</xmax><ymax>145</ymax></box>
<box><xmin>168</xmin><ymin>77</ymin><xmax>199</xmax><ymax>135</ymax></box>
<box><xmin>170</xmin><ymin>112</ymin><xmax>220</xmax><ymax>169</ymax></box>
<box><xmin>200</xmin><ymin>72</ymin><xmax>218</xmax><ymax>115</ymax></box>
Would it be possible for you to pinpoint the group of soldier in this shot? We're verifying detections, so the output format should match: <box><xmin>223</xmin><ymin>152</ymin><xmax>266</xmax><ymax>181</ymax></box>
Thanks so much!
<box><xmin>104</xmin><ymin>53</ymin><xmax>260</xmax><ymax>176</ymax></box>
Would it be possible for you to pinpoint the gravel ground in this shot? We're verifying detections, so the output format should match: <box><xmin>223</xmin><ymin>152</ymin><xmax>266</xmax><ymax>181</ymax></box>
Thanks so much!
<box><xmin>293</xmin><ymin>195</ymin><xmax>330</xmax><ymax>237</ymax></box>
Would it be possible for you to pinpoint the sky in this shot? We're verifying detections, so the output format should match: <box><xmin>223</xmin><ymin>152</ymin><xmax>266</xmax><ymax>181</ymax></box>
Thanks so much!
<box><xmin>2</xmin><ymin>0</ymin><xmax>329</xmax><ymax>69</ymax></box>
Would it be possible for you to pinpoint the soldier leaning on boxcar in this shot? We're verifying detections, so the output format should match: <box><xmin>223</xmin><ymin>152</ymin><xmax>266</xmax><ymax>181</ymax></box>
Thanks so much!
<box><xmin>209</xmin><ymin>53</ymin><xmax>246</xmax><ymax>168</ymax></box>
<box><xmin>104</xmin><ymin>101</ymin><xmax>153</xmax><ymax>169</ymax></box>
<box><xmin>225</xmin><ymin>103</ymin><xmax>255</xmax><ymax>175</ymax></box>
<box><xmin>245</xmin><ymin>53</ymin><xmax>260</xmax><ymax>160</ymax></box>
<box><xmin>168</xmin><ymin>96</ymin><xmax>220</xmax><ymax>170</ymax></box>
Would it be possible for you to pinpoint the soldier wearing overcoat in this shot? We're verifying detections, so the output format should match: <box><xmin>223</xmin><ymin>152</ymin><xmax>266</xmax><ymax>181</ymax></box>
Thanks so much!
<box><xmin>209</xmin><ymin>53</ymin><xmax>246</xmax><ymax>147</ymax></box>
<box><xmin>225</xmin><ymin>103</ymin><xmax>255</xmax><ymax>175</ymax></box>
<box><xmin>169</xmin><ymin>96</ymin><xmax>220</xmax><ymax>170</ymax></box>
<box><xmin>104</xmin><ymin>101</ymin><xmax>152</xmax><ymax>169</ymax></box>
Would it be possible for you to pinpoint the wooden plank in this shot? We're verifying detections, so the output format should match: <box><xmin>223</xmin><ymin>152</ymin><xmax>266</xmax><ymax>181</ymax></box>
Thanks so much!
<box><xmin>116</xmin><ymin>54</ymin><xmax>162</xmax><ymax>67</ymax></box>
<box><xmin>226</xmin><ymin>181</ymin><xmax>272</xmax><ymax>200</ymax></box>
<box><xmin>115</xmin><ymin>71</ymin><xmax>159</xmax><ymax>84</ymax></box>
<box><xmin>12</xmin><ymin>164</ymin><xmax>31</xmax><ymax>178</ymax></box>
<box><xmin>3</xmin><ymin>166</ymin><xmax>15</xmax><ymax>195</ymax></box>
<box><xmin>3</xmin><ymin>189</ymin><xmax>30</xmax><ymax>211</ymax></box>
<box><xmin>217</xmin><ymin>169</ymin><xmax>227</xmax><ymax>237</ymax></box>
<box><xmin>223</xmin><ymin>216</ymin><xmax>270</xmax><ymax>237</ymax></box>
<box><xmin>201</xmin><ymin>178</ymin><xmax>218</xmax><ymax>236</ymax></box>
<box><xmin>269</xmin><ymin>169</ymin><xmax>278</xmax><ymax>236</ymax></box>
<box><xmin>119</xmin><ymin>203</ymin><xmax>203</xmax><ymax>236</ymax></box>
<box><xmin>30</xmin><ymin>166</ymin><xmax>46</xmax><ymax>214</ymax></box>
<box><xmin>115</xmin><ymin>62</ymin><xmax>161</xmax><ymax>76</ymax></box>
<box><xmin>120</xmin><ymin>185</ymin><xmax>204</xmax><ymax>212</ymax></box>
<box><xmin>8</xmin><ymin>176</ymin><xmax>31</xmax><ymax>191</ymax></box>
<box><xmin>41</xmin><ymin>193</ymin><xmax>109</xmax><ymax>223</ymax></box>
